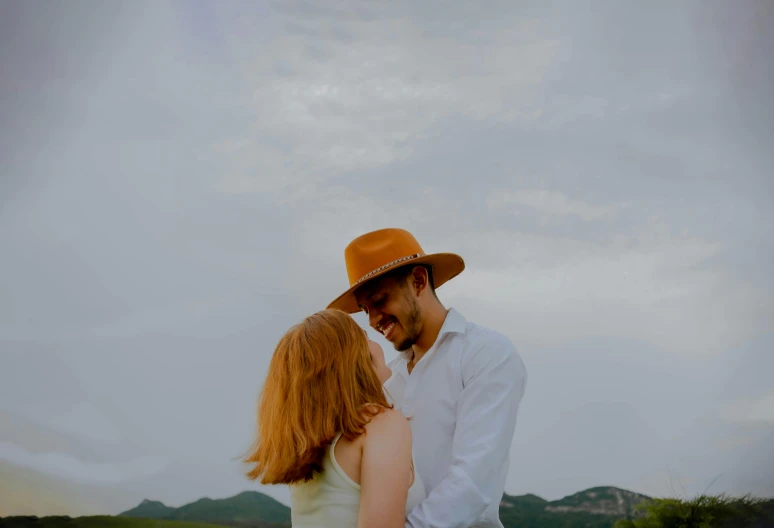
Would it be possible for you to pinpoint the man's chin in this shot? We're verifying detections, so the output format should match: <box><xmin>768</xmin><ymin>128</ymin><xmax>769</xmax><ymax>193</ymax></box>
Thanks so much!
<box><xmin>394</xmin><ymin>339</ymin><xmax>413</xmax><ymax>353</ymax></box>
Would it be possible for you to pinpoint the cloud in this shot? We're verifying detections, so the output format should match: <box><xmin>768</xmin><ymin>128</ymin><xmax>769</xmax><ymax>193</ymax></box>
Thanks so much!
<box><xmin>439</xmin><ymin>222</ymin><xmax>766</xmax><ymax>356</ymax></box>
<box><xmin>210</xmin><ymin>3</ymin><xmax>559</xmax><ymax>193</ymax></box>
<box><xmin>0</xmin><ymin>443</ymin><xmax>168</xmax><ymax>484</ymax></box>
<box><xmin>721</xmin><ymin>391</ymin><xmax>774</xmax><ymax>424</ymax></box>
<box><xmin>39</xmin><ymin>402</ymin><xmax>121</xmax><ymax>444</ymax></box>
<box><xmin>507</xmin><ymin>334</ymin><xmax>774</xmax><ymax>499</ymax></box>
<box><xmin>488</xmin><ymin>189</ymin><xmax>624</xmax><ymax>221</ymax></box>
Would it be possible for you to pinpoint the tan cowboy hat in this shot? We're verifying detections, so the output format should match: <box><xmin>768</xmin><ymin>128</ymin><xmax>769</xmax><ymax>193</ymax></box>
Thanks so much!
<box><xmin>327</xmin><ymin>228</ymin><xmax>465</xmax><ymax>314</ymax></box>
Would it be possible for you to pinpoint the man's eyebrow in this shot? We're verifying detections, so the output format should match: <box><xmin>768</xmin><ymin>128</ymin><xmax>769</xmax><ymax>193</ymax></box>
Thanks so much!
<box><xmin>356</xmin><ymin>287</ymin><xmax>377</xmax><ymax>303</ymax></box>
<box><xmin>355</xmin><ymin>281</ymin><xmax>389</xmax><ymax>309</ymax></box>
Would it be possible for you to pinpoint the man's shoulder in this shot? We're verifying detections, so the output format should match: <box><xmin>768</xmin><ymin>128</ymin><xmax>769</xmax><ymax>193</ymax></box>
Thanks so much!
<box><xmin>460</xmin><ymin>319</ymin><xmax>518</xmax><ymax>355</ymax></box>
<box><xmin>457</xmin><ymin>320</ymin><xmax>527</xmax><ymax>386</ymax></box>
<box><xmin>448</xmin><ymin>309</ymin><xmax>514</xmax><ymax>346</ymax></box>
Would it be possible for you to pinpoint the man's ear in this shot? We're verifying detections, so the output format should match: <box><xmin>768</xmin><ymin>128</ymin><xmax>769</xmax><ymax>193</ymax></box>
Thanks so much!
<box><xmin>410</xmin><ymin>266</ymin><xmax>429</xmax><ymax>296</ymax></box>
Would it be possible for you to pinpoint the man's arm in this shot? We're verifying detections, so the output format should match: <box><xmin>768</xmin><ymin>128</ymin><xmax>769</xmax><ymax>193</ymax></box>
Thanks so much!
<box><xmin>405</xmin><ymin>336</ymin><xmax>527</xmax><ymax>528</ymax></box>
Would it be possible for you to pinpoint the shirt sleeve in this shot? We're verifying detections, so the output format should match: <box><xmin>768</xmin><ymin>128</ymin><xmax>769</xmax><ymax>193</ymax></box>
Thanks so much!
<box><xmin>405</xmin><ymin>336</ymin><xmax>527</xmax><ymax>528</ymax></box>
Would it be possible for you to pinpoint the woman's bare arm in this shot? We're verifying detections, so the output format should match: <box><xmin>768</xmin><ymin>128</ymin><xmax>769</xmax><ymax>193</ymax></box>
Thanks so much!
<box><xmin>358</xmin><ymin>408</ymin><xmax>412</xmax><ymax>528</ymax></box>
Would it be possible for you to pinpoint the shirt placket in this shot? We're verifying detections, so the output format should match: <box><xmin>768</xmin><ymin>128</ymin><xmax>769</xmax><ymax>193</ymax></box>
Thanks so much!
<box><xmin>401</xmin><ymin>359</ymin><xmax>417</xmax><ymax>418</ymax></box>
<box><xmin>401</xmin><ymin>333</ymin><xmax>447</xmax><ymax>419</ymax></box>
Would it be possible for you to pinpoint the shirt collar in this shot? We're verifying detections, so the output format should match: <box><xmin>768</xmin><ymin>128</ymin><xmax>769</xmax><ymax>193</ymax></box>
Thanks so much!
<box><xmin>440</xmin><ymin>307</ymin><xmax>467</xmax><ymax>337</ymax></box>
<box><xmin>392</xmin><ymin>307</ymin><xmax>467</xmax><ymax>372</ymax></box>
<box><xmin>414</xmin><ymin>307</ymin><xmax>467</xmax><ymax>365</ymax></box>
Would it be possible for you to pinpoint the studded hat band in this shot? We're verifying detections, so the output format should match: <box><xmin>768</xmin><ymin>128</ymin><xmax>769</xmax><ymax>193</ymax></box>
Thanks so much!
<box><xmin>354</xmin><ymin>253</ymin><xmax>424</xmax><ymax>285</ymax></box>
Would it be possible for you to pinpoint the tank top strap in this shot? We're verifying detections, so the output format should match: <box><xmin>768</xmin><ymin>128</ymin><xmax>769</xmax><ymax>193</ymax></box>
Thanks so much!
<box><xmin>328</xmin><ymin>432</ymin><xmax>360</xmax><ymax>490</ymax></box>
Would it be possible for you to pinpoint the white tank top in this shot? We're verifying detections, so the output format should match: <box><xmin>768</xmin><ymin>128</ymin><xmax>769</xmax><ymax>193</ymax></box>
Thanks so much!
<box><xmin>289</xmin><ymin>432</ymin><xmax>426</xmax><ymax>527</ymax></box>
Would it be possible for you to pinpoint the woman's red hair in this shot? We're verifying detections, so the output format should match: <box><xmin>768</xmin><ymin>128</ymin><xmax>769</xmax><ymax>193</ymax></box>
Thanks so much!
<box><xmin>244</xmin><ymin>309</ymin><xmax>391</xmax><ymax>484</ymax></box>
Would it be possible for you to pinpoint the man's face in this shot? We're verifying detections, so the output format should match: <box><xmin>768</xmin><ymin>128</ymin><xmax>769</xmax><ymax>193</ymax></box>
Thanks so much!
<box><xmin>354</xmin><ymin>273</ymin><xmax>423</xmax><ymax>352</ymax></box>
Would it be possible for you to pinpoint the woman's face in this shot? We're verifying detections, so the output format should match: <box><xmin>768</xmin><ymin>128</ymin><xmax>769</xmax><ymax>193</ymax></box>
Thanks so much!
<box><xmin>367</xmin><ymin>338</ymin><xmax>387</xmax><ymax>370</ymax></box>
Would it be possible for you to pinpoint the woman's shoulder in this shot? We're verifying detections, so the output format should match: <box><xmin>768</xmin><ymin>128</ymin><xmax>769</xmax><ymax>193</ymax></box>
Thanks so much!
<box><xmin>363</xmin><ymin>407</ymin><xmax>410</xmax><ymax>441</ymax></box>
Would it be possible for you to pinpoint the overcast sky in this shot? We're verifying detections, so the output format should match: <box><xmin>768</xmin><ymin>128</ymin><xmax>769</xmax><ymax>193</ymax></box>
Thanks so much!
<box><xmin>1</xmin><ymin>0</ymin><xmax>773</xmax><ymax>514</ymax></box>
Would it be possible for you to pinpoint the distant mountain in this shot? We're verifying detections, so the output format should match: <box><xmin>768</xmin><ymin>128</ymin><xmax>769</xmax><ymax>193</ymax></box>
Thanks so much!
<box><xmin>501</xmin><ymin>492</ymin><xmax>549</xmax><ymax>511</ymax></box>
<box><xmin>6</xmin><ymin>499</ymin><xmax>774</xmax><ymax>528</ymax></box>
<box><xmin>546</xmin><ymin>486</ymin><xmax>651</xmax><ymax>516</ymax></box>
<box><xmin>172</xmin><ymin>492</ymin><xmax>290</xmax><ymax>525</ymax></box>
<box><xmin>21</xmin><ymin>486</ymin><xmax>774</xmax><ymax>528</ymax></box>
<box><xmin>120</xmin><ymin>499</ymin><xmax>176</xmax><ymax>519</ymax></box>
<box><xmin>120</xmin><ymin>491</ymin><xmax>290</xmax><ymax>527</ymax></box>
<box><xmin>122</xmin><ymin>486</ymin><xmax>649</xmax><ymax>527</ymax></box>
<box><xmin>499</xmin><ymin>486</ymin><xmax>651</xmax><ymax>528</ymax></box>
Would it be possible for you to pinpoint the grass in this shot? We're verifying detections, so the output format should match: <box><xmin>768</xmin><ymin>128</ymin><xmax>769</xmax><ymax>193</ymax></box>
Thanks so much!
<box><xmin>0</xmin><ymin>516</ymin><xmax>229</xmax><ymax>528</ymax></box>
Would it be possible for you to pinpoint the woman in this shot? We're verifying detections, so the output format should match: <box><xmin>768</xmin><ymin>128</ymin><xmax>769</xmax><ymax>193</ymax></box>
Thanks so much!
<box><xmin>244</xmin><ymin>309</ymin><xmax>425</xmax><ymax>528</ymax></box>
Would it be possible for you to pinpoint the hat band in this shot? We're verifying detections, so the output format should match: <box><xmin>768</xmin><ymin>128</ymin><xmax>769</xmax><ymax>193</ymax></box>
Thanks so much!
<box><xmin>354</xmin><ymin>253</ymin><xmax>424</xmax><ymax>285</ymax></box>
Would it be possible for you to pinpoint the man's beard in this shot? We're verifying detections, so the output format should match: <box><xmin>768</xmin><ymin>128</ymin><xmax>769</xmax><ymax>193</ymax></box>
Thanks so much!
<box><xmin>394</xmin><ymin>295</ymin><xmax>422</xmax><ymax>352</ymax></box>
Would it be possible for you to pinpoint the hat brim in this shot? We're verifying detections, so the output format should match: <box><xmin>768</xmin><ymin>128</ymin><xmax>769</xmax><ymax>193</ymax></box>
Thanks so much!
<box><xmin>326</xmin><ymin>253</ymin><xmax>465</xmax><ymax>314</ymax></box>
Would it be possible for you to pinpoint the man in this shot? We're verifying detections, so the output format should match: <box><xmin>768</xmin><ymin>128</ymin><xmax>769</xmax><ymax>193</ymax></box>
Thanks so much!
<box><xmin>327</xmin><ymin>228</ymin><xmax>528</xmax><ymax>528</ymax></box>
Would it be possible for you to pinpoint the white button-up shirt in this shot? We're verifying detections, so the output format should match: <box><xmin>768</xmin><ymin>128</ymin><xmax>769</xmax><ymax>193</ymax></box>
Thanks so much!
<box><xmin>383</xmin><ymin>308</ymin><xmax>527</xmax><ymax>528</ymax></box>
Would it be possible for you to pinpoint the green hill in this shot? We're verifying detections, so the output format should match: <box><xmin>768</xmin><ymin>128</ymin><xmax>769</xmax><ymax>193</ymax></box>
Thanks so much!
<box><xmin>119</xmin><ymin>500</ymin><xmax>176</xmax><ymax>520</ymax></box>
<box><xmin>8</xmin><ymin>487</ymin><xmax>772</xmax><ymax>528</ymax></box>
<box><xmin>0</xmin><ymin>516</ymin><xmax>227</xmax><ymax>528</ymax></box>
<box><xmin>547</xmin><ymin>486</ymin><xmax>651</xmax><ymax>516</ymax></box>
<box><xmin>119</xmin><ymin>486</ymin><xmax>649</xmax><ymax>527</ymax></box>
<box><xmin>119</xmin><ymin>491</ymin><xmax>290</xmax><ymax>526</ymax></box>
<box><xmin>499</xmin><ymin>486</ymin><xmax>651</xmax><ymax>528</ymax></box>
<box><xmin>501</xmin><ymin>492</ymin><xmax>549</xmax><ymax>513</ymax></box>
<box><xmin>120</xmin><ymin>486</ymin><xmax>647</xmax><ymax>528</ymax></box>
<box><xmin>171</xmin><ymin>492</ymin><xmax>290</xmax><ymax>524</ymax></box>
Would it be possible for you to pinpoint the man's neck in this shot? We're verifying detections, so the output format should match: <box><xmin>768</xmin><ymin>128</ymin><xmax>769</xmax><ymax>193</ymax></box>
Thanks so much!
<box><xmin>411</xmin><ymin>302</ymin><xmax>449</xmax><ymax>363</ymax></box>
